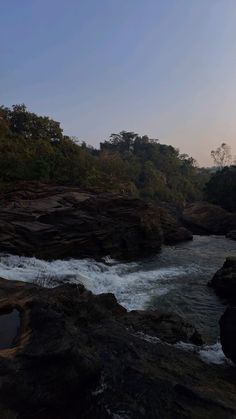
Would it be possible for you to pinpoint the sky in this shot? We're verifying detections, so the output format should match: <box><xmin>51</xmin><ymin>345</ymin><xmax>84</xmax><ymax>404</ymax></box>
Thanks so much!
<box><xmin>1</xmin><ymin>0</ymin><xmax>236</xmax><ymax>166</ymax></box>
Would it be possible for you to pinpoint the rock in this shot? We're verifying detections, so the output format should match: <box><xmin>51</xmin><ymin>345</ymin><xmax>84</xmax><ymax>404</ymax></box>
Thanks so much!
<box><xmin>227</xmin><ymin>230</ymin><xmax>236</xmax><ymax>241</ymax></box>
<box><xmin>182</xmin><ymin>202</ymin><xmax>236</xmax><ymax>235</ymax></box>
<box><xmin>159</xmin><ymin>208</ymin><xmax>193</xmax><ymax>244</ymax></box>
<box><xmin>0</xmin><ymin>278</ymin><xmax>236</xmax><ymax>418</ymax></box>
<box><xmin>208</xmin><ymin>257</ymin><xmax>236</xmax><ymax>303</ymax></box>
<box><xmin>0</xmin><ymin>182</ymin><xmax>192</xmax><ymax>261</ymax></box>
<box><xmin>220</xmin><ymin>307</ymin><xmax>236</xmax><ymax>364</ymax></box>
<box><xmin>210</xmin><ymin>259</ymin><xmax>236</xmax><ymax>364</ymax></box>
<box><xmin>124</xmin><ymin>310</ymin><xmax>203</xmax><ymax>345</ymax></box>
<box><xmin>0</xmin><ymin>183</ymin><xmax>164</xmax><ymax>261</ymax></box>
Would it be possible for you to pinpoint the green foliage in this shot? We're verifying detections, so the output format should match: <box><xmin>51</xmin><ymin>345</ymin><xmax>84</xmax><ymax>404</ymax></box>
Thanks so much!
<box><xmin>100</xmin><ymin>131</ymin><xmax>203</xmax><ymax>204</ymax></box>
<box><xmin>0</xmin><ymin>105</ymin><xmax>206</xmax><ymax>205</ymax></box>
<box><xmin>205</xmin><ymin>166</ymin><xmax>236</xmax><ymax>212</ymax></box>
<box><xmin>0</xmin><ymin>104</ymin><xmax>63</xmax><ymax>141</ymax></box>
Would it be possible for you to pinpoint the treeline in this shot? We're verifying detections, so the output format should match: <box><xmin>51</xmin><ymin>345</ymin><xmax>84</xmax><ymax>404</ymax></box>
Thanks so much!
<box><xmin>0</xmin><ymin>104</ymin><xmax>209</xmax><ymax>205</ymax></box>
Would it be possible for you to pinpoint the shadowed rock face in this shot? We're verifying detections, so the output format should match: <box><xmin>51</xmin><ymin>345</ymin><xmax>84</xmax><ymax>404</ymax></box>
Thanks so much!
<box><xmin>220</xmin><ymin>307</ymin><xmax>236</xmax><ymax>365</ymax></box>
<box><xmin>0</xmin><ymin>278</ymin><xmax>236</xmax><ymax>419</ymax></box>
<box><xmin>0</xmin><ymin>183</ymin><xmax>192</xmax><ymax>261</ymax></box>
<box><xmin>182</xmin><ymin>202</ymin><xmax>236</xmax><ymax>235</ymax></box>
<box><xmin>210</xmin><ymin>258</ymin><xmax>236</xmax><ymax>365</ymax></box>
<box><xmin>208</xmin><ymin>257</ymin><xmax>236</xmax><ymax>303</ymax></box>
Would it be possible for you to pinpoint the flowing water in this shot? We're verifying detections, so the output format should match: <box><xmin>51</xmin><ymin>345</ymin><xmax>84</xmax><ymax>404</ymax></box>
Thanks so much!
<box><xmin>0</xmin><ymin>235</ymin><xmax>235</xmax><ymax>348</ymax></box>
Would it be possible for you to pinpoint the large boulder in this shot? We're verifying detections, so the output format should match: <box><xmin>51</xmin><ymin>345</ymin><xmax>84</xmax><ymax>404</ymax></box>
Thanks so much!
<box><xmin>182</xmin><ymin>202</ymin><xmax>236</xmax><ymax>235</ymax></box>
<box><xmin>0</xmin><ymin>278</ymin><xmax>236</xmax><ymax>418</ymax></box>
<box><xmin>220</xmin><ymin>307</ymin><xmax>236</xmax><ymax>364</ymax></box>
<box><xmin>208</xmin><ymin>257</ymin><xmax>236</xmax><ymax>303</ymax></box>
<box><xmin>0</xmin><ymin>183</ymin><xmax>164</xmax><ymax>261</ymax></box>
<box><xmin>0</xmin><ymin>182</ymin><xmax>192</xmax><ymax>261</ymax></box>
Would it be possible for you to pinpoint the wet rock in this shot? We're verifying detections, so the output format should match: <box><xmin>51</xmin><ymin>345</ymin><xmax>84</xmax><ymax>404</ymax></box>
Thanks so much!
<box><xmin>182</xmin><ymin>202</ymin><xmax>236</xmax><ymax>235</ymax></box>
<box><xmin>220</xmin><ymin>306</ymin><xmax>236</xmax><ymax>364</ymax></box>
<box><xmin>124</xmin><ymin>310</ymin><xmax>203</xmax><ymax>345</ymax></box>
<box><xmin>0</xmin><ymin>277</ymin><xmax>236</xmax><ymax>418</ymax></box>
<box><xmin>208</xmin><ymin>257</ymin><xmax>236</xmax><ymax>303</ymax></box>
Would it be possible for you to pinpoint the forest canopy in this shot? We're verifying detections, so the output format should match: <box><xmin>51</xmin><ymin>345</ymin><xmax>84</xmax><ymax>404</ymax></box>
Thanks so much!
<box><xmin>0</xmin><ymin>104</ymin><xmax>214</xmax><ymax>205</ymax></box>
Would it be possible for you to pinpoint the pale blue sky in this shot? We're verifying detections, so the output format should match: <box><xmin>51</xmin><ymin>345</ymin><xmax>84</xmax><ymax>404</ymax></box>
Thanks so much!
<box><xmin>1</xmin><ymin>0</ymin><xmax>236</xmax><ymax>165</ymax></box>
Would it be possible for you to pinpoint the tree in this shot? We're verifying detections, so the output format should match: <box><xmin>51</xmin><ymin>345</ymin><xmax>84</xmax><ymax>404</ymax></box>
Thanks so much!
<box><xmin>205</xmin><ymin>166</ymin><xmax>236</xmax><ymax>211</ymax></box>
<box><xmin>0</xmin><ymin>104</ymin><xmax>207</xmax><ymax>204</ymax></box>
<box><xmin>0</xmin><ymin>104</ymin><xmax>63</xmax><ymax>142</ymax></box>
<box><xmin>211</xmin><ymin>143</ymin><xmax>232</xmax><ymax>168</ymax></box>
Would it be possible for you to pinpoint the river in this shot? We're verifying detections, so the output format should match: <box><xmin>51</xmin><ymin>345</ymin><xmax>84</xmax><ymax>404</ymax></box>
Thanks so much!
<box><xmin>0</xmin><ymin>235</ymin><xmax>235</xmax><ymax>345</ymax></box>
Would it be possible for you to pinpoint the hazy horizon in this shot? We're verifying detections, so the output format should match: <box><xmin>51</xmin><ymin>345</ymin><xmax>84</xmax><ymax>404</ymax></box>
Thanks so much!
<box><xmin>1</xmin><ymin>0</ymin><xmax>236</xmax><ymax>166</ymax></box>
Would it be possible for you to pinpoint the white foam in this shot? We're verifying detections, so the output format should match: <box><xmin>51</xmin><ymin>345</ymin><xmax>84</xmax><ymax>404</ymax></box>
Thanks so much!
<box><xmin>0</xmin><ymin>253</ymin><xmax>185</xmax><ymax>310</ymax></box>
<box><xmin>199</xmin><ymin>342</ymin><xmax>232</xmax><ymax>365</ymax></box>
<box><xmin>176</xmin><ymin>340</ymin><xmax>231</xmax><ymax>365</ymax></box>
<box><xmin>135</xmin><ymin>332</ymin><xmax>231</xmax><ymax>366</ymax></box>
<box><xmin>174</xmin><ymin>341</ymin><xmax>197</xmax><ymax>352</ymax></box>
<box><xmin>0</xmin><ymin>252</ymin><xmax>234</xmax><ymax>366</ymax></box>
<box><xmin>133</xmin><ymin>331</ymin><xmax>161</xmax><ymax>344</ymax></box>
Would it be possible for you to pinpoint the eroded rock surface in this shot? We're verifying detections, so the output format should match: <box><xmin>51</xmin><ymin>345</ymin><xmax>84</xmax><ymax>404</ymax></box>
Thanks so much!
<box><xmin>0</xmin><ymin>278</ymin><xmax>236</xmax><ymax>418</ymax></box>
<box><xmin>0</xmin><ymin>183</ymin><xmax>191</xmax><ymax>261</ymax></box>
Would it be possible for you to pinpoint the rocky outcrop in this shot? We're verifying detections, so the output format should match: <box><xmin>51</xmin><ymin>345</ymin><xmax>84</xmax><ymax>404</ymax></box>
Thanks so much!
<box><xmin>220</xmin><ymin>307</ymin><xmax>236</xmax><ymax>365</ymax></box>
<box><xmin>0</xmin><ymin>278</ymin><xmax>236</xmax><ymax>418</ymax></box>
<box><xmin>208</xmin><ymin>257</ymin><xmax>236</xmax><ymax>303</ymax></box>
<box><xmin>159</xmin><ymin>208</ymin><xmax>193</xmax><ymax>244</ymax></box>
<box><xmin>182</xmin><ymin>202</ymin><xmax>236</xmax><ymax>235</ymax></box>
<box><xmin>0</xmin><ymin>182</ymin><xmax>192</xmax><ymax>261</ymax></box>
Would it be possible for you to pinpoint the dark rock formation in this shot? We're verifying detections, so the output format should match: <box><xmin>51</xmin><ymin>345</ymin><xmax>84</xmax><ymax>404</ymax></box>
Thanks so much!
<box><xmin>0</xmin><ymin>278</ymin><xmax>236</xmax><ymax>418</ymax></box>
<box><xmin>124</xmin><ymin>310</ymin><xmax>203</xmax><ymax>345</ymax></box>
<box><xmin>208</xmin><ymin>257</ymin><xmax>236</xmax><ymax>303</ymax></box>
<box><xmin>182</xmin><ymin>202</ymin><xmax>236</xmax><ymax>235</ymax></box>
<box><xmin>211</xmin><ymin>259</ymin><xmax>236</xmax><ymax>365</ymax></box>
<box><xmin>159</xmin><ymin>208</ymin><xmax>193</xmax><ymax>244</ymax></box>
<box><xmin>0</xmin><ymin>182</ymin><xmax>192</xmax><ymax>261</ymax></box>
<box><xmin>220</xmin><ymin>307</ymin><xmax>236</xmax><ymax>365</ymax></box>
